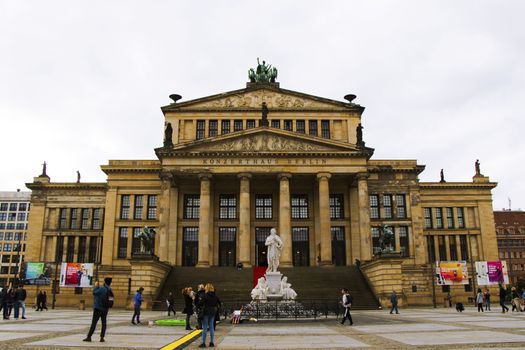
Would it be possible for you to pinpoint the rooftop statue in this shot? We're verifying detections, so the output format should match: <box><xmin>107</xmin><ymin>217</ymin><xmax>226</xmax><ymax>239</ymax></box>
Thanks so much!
<box><xmin>248</xmin><ymin>58</ymin><xmax>278</xmax><ymax>83</ymax></box>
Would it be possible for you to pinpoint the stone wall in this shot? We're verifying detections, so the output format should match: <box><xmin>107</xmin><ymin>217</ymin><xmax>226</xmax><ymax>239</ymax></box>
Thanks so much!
<box><xmin>130</xmin><ymin>258</ymin><xmax>172</xmax><ymax>309</ymax></box>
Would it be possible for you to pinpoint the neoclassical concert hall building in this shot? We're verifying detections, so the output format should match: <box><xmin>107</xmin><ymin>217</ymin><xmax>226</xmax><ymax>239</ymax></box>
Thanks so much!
<box><xmin>25</xmin><ymin>70</ymin><xmax>499</xmax><ymax>308</ymax></box>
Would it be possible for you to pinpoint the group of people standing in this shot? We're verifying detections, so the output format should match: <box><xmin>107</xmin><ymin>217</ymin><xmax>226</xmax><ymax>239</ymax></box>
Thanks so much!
<box><xmin>0</xmin><ymin>285</ymin><xmax>28</xmax><ymax>320</ymax></box>
<box><xmin>182</xmin><ymin>283</ymin><xmax>221</xmax><ymax>348</ymax></box>
<box><xmin>475</xmin><ymin>288</ymin><xmax>492</xmax><ymax>312</ymax></box>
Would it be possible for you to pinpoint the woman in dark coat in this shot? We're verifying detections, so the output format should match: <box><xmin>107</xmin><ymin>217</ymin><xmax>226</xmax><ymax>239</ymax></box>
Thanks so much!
<box><xmin>182</xmin><ymin>287</ymin><xmax>194</xmax><ymax>330</ymax></box>
<box><xmin>198</xmin><ymin>283</ymin><xmax>221</xmax><ymax>348</ymax></box>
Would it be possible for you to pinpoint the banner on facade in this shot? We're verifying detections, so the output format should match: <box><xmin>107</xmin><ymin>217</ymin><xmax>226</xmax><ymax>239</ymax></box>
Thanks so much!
<box><xmin>59</xmin><ymin>263</ymin><xmax>94</xmax><ymax>287</ymax></box>
<box><xmin>20</xmin><ymin>262</ymin><xmax>52</xmax><ymax>285</ymax></box>
<box><xmin>435</xmin><ymin>261</ymin><xmax>469</xmax><ymax>285</ymax></box>
<box><xmin>475</xmin><ymin>260</ymin><xmax>509</xmax><ymax>285</ymax></box>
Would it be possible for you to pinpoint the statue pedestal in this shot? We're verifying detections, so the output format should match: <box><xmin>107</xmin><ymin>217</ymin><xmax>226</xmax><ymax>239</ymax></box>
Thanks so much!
<box><xmin>265</xmin><ymin>272</ymin><xmax>283</xmax><ymax>299</ymax></box>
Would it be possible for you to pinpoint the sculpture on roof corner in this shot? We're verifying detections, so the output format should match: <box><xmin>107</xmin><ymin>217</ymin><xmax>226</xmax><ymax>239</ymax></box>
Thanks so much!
<box><xmin>248</xmin><ymin>58</ymin><xmax>278</xmax><ymax>83</ymax></box>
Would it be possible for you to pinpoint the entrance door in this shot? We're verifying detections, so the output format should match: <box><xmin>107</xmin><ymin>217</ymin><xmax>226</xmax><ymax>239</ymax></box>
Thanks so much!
<box><xmin>255</xmin><ymin>227</ymin><xmax>271</xmax><ymax>267</ymax></box>
<box><xmin>182</xmin><ymin>227</ymin><xmax>198</xmax><ymax>266</ymax></box>
<box><xmin>219</xmin><ymin>227</ymin><xmax>236</xmax><ymax>267</ymax></box>
<box><xmin>331</xmin><ymin>227</ymin><xmax>346</xmax><ymax>266</ymax></box>
<box><xmin>292</xmin><ymin>227</ymin><xmax>309</xmax><ymax>266</ymax></box>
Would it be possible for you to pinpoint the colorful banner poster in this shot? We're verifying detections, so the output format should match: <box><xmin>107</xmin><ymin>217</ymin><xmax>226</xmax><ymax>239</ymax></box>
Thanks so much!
<box><xmin>475</xmin><ymin>261</ymin><xmax>509</xmax><ymax>285</ymax></box>
<box><xmin>20</xmin><ymin>262</ymin><xmax>52</xmax><ymax>285</ymax></box>
<box><xmin>59</xmin><ymin>263</ymin><xmax>94</xmax><ymax>287</ymax></box>
<box><xmin>435</xmin><ymin>261</ymin><xmax>469</xmax><ymax>285</ymax></box>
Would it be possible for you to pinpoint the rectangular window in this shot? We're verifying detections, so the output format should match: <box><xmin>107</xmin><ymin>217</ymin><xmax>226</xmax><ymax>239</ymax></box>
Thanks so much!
<box><xmin>449</xmin><ymin>236</ymin><xmax>458</xmax><ymax>261</ymax></box>
<box><xmin>396</xmin><ymin>195</ymin><xmax>406</xmax><ymax>218</ymax></box>
<box><xmin>0</xmin><ymin>213</ymin><xmax>6</xmax><ymax>221</ymax></box>
<box><xmin>399</xmin><ymin>226</ymin><xmax>409</xmax><ymax>257</ymax></box>
<box><xmin>255</xmin><ymin>195</ymin><xmax>272</xmax><ymax>219</ymax></box>
<box><xmin>8</xmin><ymin>213</ymin><xmax>16</xmax><ymax>221</ymax></box>
<box><xmin>208</xmin><ymin>120</ymin><xmax>218</xmax><ymax>137</ymax></box>
<box><xmin>464</xmin><ymin>278</ymin><xmax>472</xmax><ymax>292</ymax></box>
<box><xmin>5</xmin><ymin>232</ymin><xmax>13</xmax><ymax>240</ymax></box>
<box><xmin>438</xmin><ymin>236</ymin><xmax>446</xmax><ymax>261</ymax></box>
<box><xmin>329</xmin><ymin>194</ymin><xmax>344</xmax><ymax>219</ymax></box>
<box><xmin>291</xmin><ymin>195</ymin><xmax>308</xmax><ymax>219</ymax></box>
<box><xmin>17</xmin><ymin>213</ymin><xmax>26</xmax><ymax>221</ymax></box>
<box><xmin>296</xmin><ymin>120</ymin><xmax>305</xmax><ymax>133</ymax></box>
<box><xmin>118</xmin><ymin>227</ymin><xmax>128</xmax><ymax>258</ymax></box>
<box><xmin>92</xmin><ymin>208</ymin><xmax>102</xmax><ymax>230</ymax></box>
<box><xmin>446</xmin><ymin>207</ymin><xmax>454</xmax><ymax>229</ymax></box>
<box><xmin>459</xmin><ymin>235</ymin><xmax>469</xmax><ymax>261</ymax></box>
<box><xmin>184</xmin><ymin>195</ymin><xmax>200</xmax><ymax>219</ymax></box>
<box><xmin>0</xmin><ymin>203</ymin><xmax>7</xmax><ymax>211</ymax></box>
<box><xmin>427</xmin><ymin>236</ymin><xmax>436</xmax><ymax>263</ymax></box>
<box><xmin>246</xmin><ymin>120</ymin><xmax>256</xmax><ymax>129</ymax></box>
<box><xmin>19</xmin><ymin>203</ymin><xmax>27</xmax><ymax>211</ymax></box>
<box><xmin>219</xmin><ymin>195</ymin><xmax>236</xmax><ymax>219</ymax></box>
<box><xmin>6</xmin><ymin>223</ymin><xmax>14</xmax><ymax>230</ymax></box>
<box><xmin>233</xmin><ymin>120</ymin><xmax>243</xmax><ymax>132</ymax></box>
<box><xmin>147</xmin><ymin>195</ymin><xmax>157</xmax><ymax>219</ymax></box>
<box><xmin>59</xmin><ymin>208</ymin><xmax>67</xmax><ymax>229</ymax></box>
<box><xmin>132</xmin><ymin>227</ymin><xmax>147</xmax><ymax>254</ymax></box>
<box><xmin>383</xmin><ymin>195</ymin><xmax>393</xmax><ymax>219</ymax></box>
<box><xmin>134</xmin><ymin>195</ymin><xmax>143</xmax><ymax>220</ymax></box>
<box><xmin>196</xmin><ymin>120</ymin><xmax>205</xmax><ymax>140</ymax></box>
<box><xmin>16</xmin><ymin>223</ymin><xmax>24</xmax><ymax>230</ymax></box>
<box><xmin>120</xmin><ymin>195</ymin><xmax>130</xmax><ymax>219</ymax></box>
<box><xmin>66</xmin><ymin>236</ymin><xmax>75</xmax><ymax>262</ymax></box>
<box><xmin>321</xmin><ymin>120</ymin><xmax>330</xmax><ymax>138</ymax></box>
<box><xmin>88</xmin><ymin>237</ymin><xmax>99</xmax><ymax>263</ymax></box>
<box><xmin>309</xmin><ymin>120</ymin><xmax>318</xmax><ymax>136</ymax></box>
<box><xmin>81</xmin><ymin>209</ymin><xmax>89</xmax><ymax>230</ymax></box>
<box><xmin>370</xmin><ymin>195</ymin><xmax>380</xmax><ymax>219</ymax></box>
<box><xmin>70</xmin><ymin>209</ymin><xmax>78</xmax><ymax>229</ymax></box>
<box><xmin>284</xmin><ymin>120</ymin><xmax>293</xmax><ymax>131</ymax></box>
<box><xmin>435</xmin><ymin>208</ymin><xmax>443</xmax><ymax>229</ymax></box>
<box><xmin>77</xmin><ymin>236</ymin><xmax>87</xmax><ymax>263</ymax></box>
<box><xmin>271</xmin><ymin>120</ymin><xmax>280</xmax><ymax>129</ymax></box>
<box><xmin>9</xmin><ymin>203</ymin><xmax>17</xmax><ymax>211</ymax></box>
<box><xmin>372</xmin><ymin>227</ymin><xmax>381</xmax><ymax>255</ymax></box>
<box><xmin>221</xmin><ymin>120</ymin><xmax>230</xmax><ymax>135</ymax></box>
<box><xmin>56</xmin><ymin>236</ymin><xmax>64</xmax><ymax>262</ymax></box>
<box><xmin>457</xmin><ymin>207</ymin><xmax>465</xmax><ymax>228</ymax></box>
<box><xmin>424</xmin><ymin>208</ymin><xmax>433</xmax><ymax>229</ymax></box>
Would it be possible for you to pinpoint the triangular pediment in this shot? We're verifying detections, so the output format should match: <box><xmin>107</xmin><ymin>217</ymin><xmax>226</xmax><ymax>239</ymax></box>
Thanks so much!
<box><xmin>162</xmin><ymin>85</ymin><xmax>361</xmax><ymax>111</ymax></box>
<box><xmin>168</xmin><ymin>128</ymin><xmax>368</xmax><ymax>155</ymax></box>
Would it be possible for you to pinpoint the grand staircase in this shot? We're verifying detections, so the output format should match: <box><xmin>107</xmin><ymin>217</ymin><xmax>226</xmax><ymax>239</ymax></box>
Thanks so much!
<box><xmin>154</xmin><ymin>265</ymin><xmax>379</xmax><ymax>310</ymax></box>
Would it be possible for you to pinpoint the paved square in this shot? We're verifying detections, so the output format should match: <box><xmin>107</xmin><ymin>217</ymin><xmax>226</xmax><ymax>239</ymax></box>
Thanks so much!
<box><xmin>218</xmin><ymin>335</ymin><xmax>369</xmax><ymax>349</ymax></box>
<box><xmin>353</xmin><ymin>323</ymin><xmax>465</xmax><ymax>333</ymax></box>
<box><xmin>378</xmin><ymin>330</ymin><xmax>525</xmax><ymax>346</ymax></box>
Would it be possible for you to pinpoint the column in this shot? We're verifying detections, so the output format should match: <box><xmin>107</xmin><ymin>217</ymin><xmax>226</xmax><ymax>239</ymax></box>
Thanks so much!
<box><xmin>197</xmin><ymin>173</ymin><xmax>212</xmax><ymax>267</ymax></box>
<box><xmin>101</xmin><ymin>188</ymin><xmax>118</xmax><ymax>265</ymax></box>
<box><xmin>238</xmin><ymin>173</ymin><xmax>252</xmax><ymax>267</ymax></box>
<box><xmin>317</xmin><ymin>173</ymin><xmax>332</xmax><ymax>266</ymax></box>
<box><xmin>278</xmin><ymin>173</ymin><xmax>292</xmax><ymax>267</ymax></box>
<box><xmin>158</xmin><ymin>172</ymin><xmax>175</xmax><ymax>263</ymax></box>
<box><xmin>444</xmin><ymin>235</ymin><xmax>451</xmax><ymax>260</ymax></box>
<box><xmin>357</xmin><ymin>173</ymin><xmax>372</xmax><ymax>261</ymax></box>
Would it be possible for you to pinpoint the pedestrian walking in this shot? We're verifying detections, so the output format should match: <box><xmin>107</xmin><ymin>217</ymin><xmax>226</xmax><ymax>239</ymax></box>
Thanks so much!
<box><xmin>521</xmin><ymin>289</ymin><xmax>525</xmax><ymax>312</ymax></box>
<box><xmin>484</xmin><ymin>288</ymin><xmax>491</xmax><ymax>311</ymax></box>
<box><xmin>42</xmin><ymin>291</ymin><xmax>48</xmax><ymax>310</ymax></box>
<box><xmin>0</xmin><ymin>288</ymin><xmax>7</xmax><ymax>319</ymax></box>
<box><xmin>4</xmin><ymin>288</ymin><xmax>14</xmax><ymax>319</ymax></box>
<box><xmin>198</xmin><ymin>283</ymin><xmax>221</xmax><ymax>348</ymax></box>
<box><xmin>36</xmin><ymin>291</ymin><xmax>44</xmax><ymax>311</ymax></box>
<box><xmin>499</xmin><ymin>284</ymin><xmax>509</xmax><ymax>313</ymax></box>
<box><xmin>445</xmin><ymin>292</ymin><xmax>453</xmax><ymax>308</ymax></box>
<box><xmin>166</xmin><ymin>292</ymin><xmax>176</xmax><ymax>317</ymax></box>
<box><xmin>390</xmin><ymin>290</ymin><xmax>399</xmax><ymax>314</ymax></box>
<box><xmin>83</xmin><ymin>277</ymin><xmax>113</xmax><ymax>343</ymax></box>
<box><xmin>194</xmin><ymin>284</ymin><xmax>205</xmax><ymax>330</ymax></box>
<box><xmin>340</xmin><ymin>288</ymin><xmax>353</xmax><ymax>325</ymax></box>
<box><xmin>14</xmin><ymin>285</ymin><xmax>27</xmax><ymax>319</ymax></box>
<box><xmin>511</xmin><ymin>287</ymin><xmax>521</xmax><ymax>312</ymax></box>
<box><xmin>476</xmin><ymin>288</ymin><xmax>484</xmax><ymax>312</ymax></box>
<box><xmin>131</xmin><ymin>287</ymin><xmax>144</xmax><ymax>325</ymax></box>
<box><xmin>182</xmin><ymin>287</ymin><xmax>194</xmax><ymax>330</ymax></box>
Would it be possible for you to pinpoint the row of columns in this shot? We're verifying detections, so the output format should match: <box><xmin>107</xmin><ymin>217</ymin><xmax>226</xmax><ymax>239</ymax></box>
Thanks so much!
<box><xmin>185</xmin><ymin>171</ymin><xmax>372</xmax><ymax>268</ymax></box>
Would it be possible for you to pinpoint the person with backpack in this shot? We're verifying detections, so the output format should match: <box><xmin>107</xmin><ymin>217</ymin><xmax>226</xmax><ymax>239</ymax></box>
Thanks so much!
<box><xmin>340</xmin><ymin>288</ymin><xmax>353</xmax><ymax>325</ymax></box>
<box><xmin>131</xmin><ymin>287</ymin><xmax>144</xmax><ymax>325</ymax></box>
<box><xmin>83</xmin><ymin>277</ymin><xmax>113</xmax><ymax>343</ymax></box>
<box><xmin>197</xmin><ymin>283</ymin><xmax>221</xmax><ymax>348</ymax></box>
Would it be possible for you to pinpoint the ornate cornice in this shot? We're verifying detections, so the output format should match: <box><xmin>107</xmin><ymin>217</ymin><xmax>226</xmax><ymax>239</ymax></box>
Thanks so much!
<box><xmin>420</xmin><ymin>182</ymin><xmax>497</xmax><ymax>190</ymax></box>
<box><xmin>368</xmin><ymin>165</ymin><xmax>425</xmax><ymax>174</ymax></box>
<box><xmin>26</xmin><ymin>182</ymin><xmax>107</xmax><ymax>191</ymax></box>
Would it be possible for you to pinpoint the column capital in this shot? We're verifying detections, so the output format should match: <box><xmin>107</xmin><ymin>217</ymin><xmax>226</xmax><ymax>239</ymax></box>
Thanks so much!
<box><xmin>316</xmin><ymin>172</ymin><xmax>331</xmax><ymax>181</ymax></box>
<box><xmin>237</xmin><ymin>172</ymin><xmax>252</xmax><ymax>180</ymax></box>
<box><xmin>159</xmin><ymin>171</ymin><xmax>178</xmax><ymax>188</ymax></box>
<box><xmin>277</xmin><ymin>172</ymin><xmax>292</xmax><ymax>181</ymax></box>
<box><xmin>356</xmin><ymin>172</ymin><xmax>369</xmax><ymax>181</ymax></box>
<box><xmin>198</xmin><ymin>172</ymin><xmax>212</xmax><ymax>181</ymax></box>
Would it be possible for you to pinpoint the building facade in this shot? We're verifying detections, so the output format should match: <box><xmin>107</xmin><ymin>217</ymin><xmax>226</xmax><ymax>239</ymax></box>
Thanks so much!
<box><xmin>25</xmin><ymin>75</ymin><xmax>499</xmax><ymax>307</ymax></box>
<box><xmin>0</xmin><ymin>191</ymin><xmax>30</xmax><ymax>287</ymax></box>
<box><xmin>495</xmin><ymin>210</ymin><xmax>525</xmax><ymax>284</ymax></box>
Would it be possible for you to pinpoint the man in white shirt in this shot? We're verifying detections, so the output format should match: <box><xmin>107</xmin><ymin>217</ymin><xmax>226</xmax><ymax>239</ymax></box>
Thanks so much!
<box><xmin>340</xmin><ymin>288</ymin><xmax>353</xmax><ymax>326</ymax></box>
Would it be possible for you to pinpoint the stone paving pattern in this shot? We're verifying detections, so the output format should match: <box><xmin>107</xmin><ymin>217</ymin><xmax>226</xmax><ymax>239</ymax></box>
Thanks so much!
<box><xmin>1</xmin><ymin>307</ymin><xmax>525</xmax><ymax>349</ymax></box>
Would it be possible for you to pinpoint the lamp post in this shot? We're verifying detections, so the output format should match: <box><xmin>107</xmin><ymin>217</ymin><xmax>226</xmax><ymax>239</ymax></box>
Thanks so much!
<box><xmin>467</xmin><ymin>231</ymin><xmax>477</xmax><ymax>302</ymax></box>
<box><xmin>52</xmin><ymin>232</ymin><xmax>62</xmax><ymax>310</ymax></box>
<box><xmin>14</xmin><ymin>238</ymin><xmax>22</xmax><ymax>287</ymax></box>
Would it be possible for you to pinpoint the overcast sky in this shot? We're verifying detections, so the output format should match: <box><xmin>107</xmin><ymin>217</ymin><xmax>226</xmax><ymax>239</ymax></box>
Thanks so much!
<box><xmin>1</xmin><ymin>1</ymin><xmax>524</xmax><ymax>210</ymax></box>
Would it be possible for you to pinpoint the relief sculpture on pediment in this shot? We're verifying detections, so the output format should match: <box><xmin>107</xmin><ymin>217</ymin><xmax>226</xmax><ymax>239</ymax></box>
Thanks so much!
<box><xmin>200</xmin><ymin>134</ymin><xmax>332</xmax><ymax>152</ymax></box>
<box><xmin>193</xmin><ymin>91</ymin><xmax>318</xmax><ymax>109</ymax></box>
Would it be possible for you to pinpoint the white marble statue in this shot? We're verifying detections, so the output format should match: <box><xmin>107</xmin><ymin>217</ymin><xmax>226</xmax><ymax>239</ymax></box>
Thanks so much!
<box><xmin>265</xmin><ymin>228</ymin><xmax>283</xmax><ymax>273</ymax></box>
<box><xmin>280</xmin><ymin>276</ymin><xmax>297</xmax><ymax>300</ymax></box>
<box><xmin>251</xmin><ymin>277</ymin><xmax>268</xmax><ymax>300</ymax></box>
